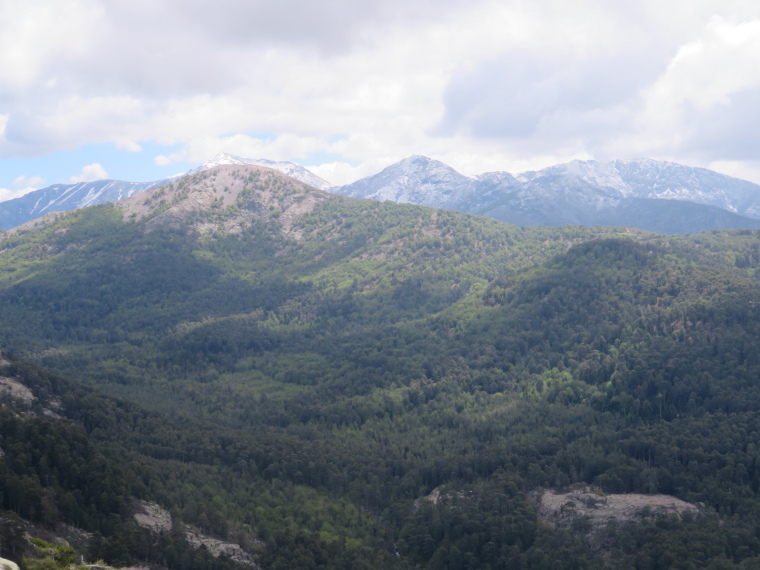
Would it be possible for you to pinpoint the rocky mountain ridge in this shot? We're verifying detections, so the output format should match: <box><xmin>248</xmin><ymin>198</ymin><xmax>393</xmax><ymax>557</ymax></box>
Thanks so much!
<box><xmin>4</xmin><ymin>153</ymin><xmax>760</xmax><ymax>234</ymax></box>
<box><xmin>0</xmin><ymin>153</ymin><xmax>331</xmax><ymax>231</ymax></box>
<box><xmin>332</xmin><ymin>156</ymin><xmax>760</xmax><ymax>233</ymax></box>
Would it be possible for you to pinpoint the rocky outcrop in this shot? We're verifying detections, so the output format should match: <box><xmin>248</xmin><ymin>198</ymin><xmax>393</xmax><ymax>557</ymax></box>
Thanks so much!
<box><xmin>537</xmin><ymin>486</ymin><xmax>700</xmax><ymax>554</ymax></box>
<box><xmin>131</xmin><ymin>500</ymin><xmax>172</xmax><ymax>535</ymax></box>
<box><xmin>184</xmin><ymin>532</ymin><xmax>257</xmax><ymax>568</ymax></box>
<box><xmin>538</xmin><ymin>487</ymin><xmax>699</xmax><ymax>528</ymax></box>
<box><xmin>0</xmin><ymin>366</ymin><xmax>65</xmax><ymax>419</ymax></box>
<box><xmin>0</xmin><ymin>377</ymin><xmax>34</xmax><ymax>407</ymax></box>
<box><xmin>132</xmin><ymin>500</ymin><xmax>258</xmax><ymax>568</ymax></box>
<box><xmin>0</xmin><ymin>557</ymin><xmax>20</xmax><ymax>570</ymax></box>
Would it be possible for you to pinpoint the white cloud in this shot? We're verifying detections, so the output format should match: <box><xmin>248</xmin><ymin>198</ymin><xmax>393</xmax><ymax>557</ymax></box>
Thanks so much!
<box><xmin>13</xmin><ymin>174</ymin><xmax>44</xmax><ymax>187</ymax></box>
<box><xmin>307</xmin><ymin>163</ymin><xmax>361</xmax><ymax>186</ymax></box>
<box><xmin>309</xmin><ymin>160</ymin><xmax>395</xmax><ymax>186</ymax></box>
<box><xmin>658</xmin><ymin>17</ymin><xmax>760</xmax><ymax>110</ymax></box>
<box><xmin>709</xmin><ymin>160</ymin><xmax>760</xmax><ymax>185</ymax></box>
<box><xmin>0</xmin><ymin>186</ymin><xmax>38</xmax><ymax>202</ymax></box>
<box><xmin>3</xmin><ymin>0</ymin><xmax>760</xmax><ymax>185</ymax></box>
<box><xmin>116</xmin><ymin>140</ymin><xmax>142</xmax><ymax>152</ymax></box>
<box><xmin>635</xmin><ymin>17</ymin><xmax>760</xmax><ymax>154</ymax></box>
<box><xmin>70</xmin><ymin>163</ymin><xmax>109</xmax><ymax>183</ymax></box>
<box><xmin>0</xmin><ymin>188</ymin><xmax>19</xmax><ymax>202</ymax></box>
<box><xmin>0</xmin><ymin>0</ymin><xmax>103</xmax><ymax>90</ymax></box>
<box><xmin>0</xmin><ymin>173</ymin><xmax>44</xmax><ymax>202</ymax></box>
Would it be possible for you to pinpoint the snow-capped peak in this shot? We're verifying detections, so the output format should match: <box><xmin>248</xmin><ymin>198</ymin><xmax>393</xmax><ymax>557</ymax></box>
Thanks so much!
<box><xmin>332</xmin><ymin>155</ymin><xmax>473</xmax><ymax>207</ymax></box>
<box><xmin>195</xmin><ymin>154</ymin><xmax>334</xmax><ymax>191</ymax></box>
<box><xmin>199</xmin><ymin>153</ymin><xmax>249</xmax><ymax>169</ymax></box>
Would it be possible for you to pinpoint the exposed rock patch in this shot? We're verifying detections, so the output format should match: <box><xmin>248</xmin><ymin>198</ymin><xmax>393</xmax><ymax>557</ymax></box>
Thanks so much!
<box><xmin>0</xmin><ymin>377</ymin><xmax>34</xmax><ymax>406</ymax></box>
<box><xmin>132</xmin><ymin>500</ymin><xmax>258</xmax><ymax>567</ymax></box>
<box><xmin>0</xmin><ymin>557</ymin><xmax>20</xmax><ymax>570</ymax></box>
<box><xmin>26</xmin><ymin>520</ymin><xmax>94</xmax><ymax>554</ymax></box>
<box><xmin>538</xmin><ymin>487</ymin><xmax>699</xmax><ymax>529</ymax></box>
<box><xmin>538</xmin><ymin>486</ymin><xmax>700</xmax><ymax>555</ymax></box>
<box><xmin>0</xmin><ymin>375</ymin><xmax>65</xmax><ymax>418</ymax></box>
<box><xmin>184</xmin><ymin>532</ymin><xmax>258</xmax><ymax>568</ymax></box>
<box><xmin>426</xmin><ymin>487</ymin><xmax>441</xmax><ymax>505</ymax></box>
<box><xmin>42</xmin><ymin>396</ymin><xmax>64</xmax><ymax>419</ymax></box>
<box><xmin>131</xmin><ymin>500</ymin><xmax>172</xmax><ymax>534</ymax></box>
<box><xmin>537</xmin><ymin>487</ymin><xmax>701</xmax><ymax>565</ymax></box>
<box><xmin>116</xmin><ymin>165</ymin><xmax>331</xmax><ymax>242</ymax></box>
<box><xmin>414</xmin><ymin>486</ymin><xmax>470</xmax><ymax>512</ymax></box>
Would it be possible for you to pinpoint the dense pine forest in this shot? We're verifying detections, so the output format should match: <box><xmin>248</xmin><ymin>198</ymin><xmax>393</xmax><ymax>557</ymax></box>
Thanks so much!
<box><xmin>3</xmin><ymin>165</ymin><xmax>760</xmax><ymax>568</ymax></box>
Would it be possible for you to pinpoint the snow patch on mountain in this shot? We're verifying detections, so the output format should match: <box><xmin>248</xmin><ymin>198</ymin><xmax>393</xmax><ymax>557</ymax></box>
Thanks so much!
<box><xmin>0</xmin><ymin>178</ymin><xmax>171</xmax><ymax>230</ymax></box>
<box><xmin>196</xmin><ymin>153</ymin><xmax>333</xmax><ymax>191</ymax></box>
<box><xmin>515</xmin><ymin>159</ymin><xmax>760</xmax><ymax>216</ymax></box>
<box><xmin>333</xmin><ymin>155</ymin><xmax>473</xmax><ymax>208</ymax></box>
<box><xmin>331</xmin><ymin>155</ymin><xmax>760</xmax><ymax>234</ymax></box>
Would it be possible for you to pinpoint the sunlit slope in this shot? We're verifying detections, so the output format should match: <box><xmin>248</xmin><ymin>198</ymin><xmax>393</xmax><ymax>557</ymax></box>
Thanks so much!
<box><xmin>0</xmin><ymin>164</ymin><xmax>627</xmax><ymax>396</ymax></box>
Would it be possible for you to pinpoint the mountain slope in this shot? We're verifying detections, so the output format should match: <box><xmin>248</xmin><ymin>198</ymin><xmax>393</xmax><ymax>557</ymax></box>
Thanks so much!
<box><xmin>0</xmin><ymin>164</ymin><xmax>632</xmax><ymax>568</ymax></box>
<box><xmin>611</xmin><ymin>158</ymin><xmax>760</xmax><ymax>215</ymax></box>
<box><xmin>0</xmin><ymin>351</ymin><xmax>264</xmax><ymax>570</ymax></box>
<box><xmin>511</xmin><ymin>158</ymin><xmax>760</xmax><ymax>217</ymax></box>
<box><xmin>5</xmin><ymin>165</ymin><xmax>760</xmax><ymax>567</ymax></box>
<box><xmin>334</xmin><ymin>156</ymin><xmax>760</xmax><ymax>234</ymax></box>
<box><xmin>334</xmin><ymin>155</ymin><xmax>473</xmax><ymax>208</ymax></box>
<box><xmin>0</xmin><ymin>178</ymin><xmax>172</xmax><ymax>230</ymax></box>
<box><xmin>0</xmin><ymin>163</ymin><xmax>625</xmax><ymax>363</ymax></box>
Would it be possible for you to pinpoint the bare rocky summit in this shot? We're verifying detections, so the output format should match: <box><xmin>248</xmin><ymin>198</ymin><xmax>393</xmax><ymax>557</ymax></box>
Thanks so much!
<box><xmin>116</xmin><ymin>164</ymin><xmax>333</xmax><ymax>241</ymax></box>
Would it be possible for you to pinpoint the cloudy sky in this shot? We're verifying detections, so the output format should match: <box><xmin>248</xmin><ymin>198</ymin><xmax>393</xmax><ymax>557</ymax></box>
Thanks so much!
<box><xmin>1</xmin><ymin>0</ymin><xmax>760</xmax><ymax>201</ymax></box>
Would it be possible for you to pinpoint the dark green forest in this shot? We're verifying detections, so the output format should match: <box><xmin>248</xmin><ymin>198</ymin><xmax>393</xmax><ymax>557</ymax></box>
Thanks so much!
<box><xmin>3</xmin><ymin>165</ymin><xmax>760</xmax><ymax>569</ymax></box>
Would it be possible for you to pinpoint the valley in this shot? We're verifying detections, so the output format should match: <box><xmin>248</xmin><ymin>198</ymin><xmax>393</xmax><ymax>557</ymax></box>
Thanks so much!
<box><xmin>1</xmin><ymin>164</ymin><xmax>760</xmax><ymax>568</ymax></box>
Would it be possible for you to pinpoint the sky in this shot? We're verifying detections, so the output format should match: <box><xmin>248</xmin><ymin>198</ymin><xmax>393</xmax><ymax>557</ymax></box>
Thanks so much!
<box><xmin>1</xmin><ymin>0</ymin><xmax>760</xmax><ymax>202</ymax></box>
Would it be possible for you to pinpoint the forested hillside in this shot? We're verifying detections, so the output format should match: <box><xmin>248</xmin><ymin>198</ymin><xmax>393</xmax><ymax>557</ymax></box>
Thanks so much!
<box><xmin>2</xmin><ymin>165</ymin><xmax>760</xmax><ymax>568</ymax></box>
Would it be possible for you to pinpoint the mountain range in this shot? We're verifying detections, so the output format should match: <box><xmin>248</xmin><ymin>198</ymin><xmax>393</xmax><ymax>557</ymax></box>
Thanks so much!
<box><xmin>2</xmin><ymin>152</ymin><xmax>760</xmax><ymax>234</ymax></box>
<box><xmin>0</xmin><ymin>154</ymin><xmax>332</xmax><ymax>230</ymax></box>
<box><xmin>3</xmin><ymin>162</ymin><xmax>760</xmax><ymax>567</ymax></box>
<box><xmin>332</xmin><ymin>155</ymin><xmax>760</xmax><ymax>234</ymax></box>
